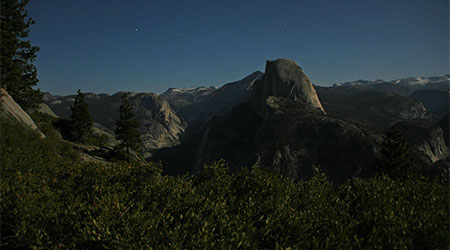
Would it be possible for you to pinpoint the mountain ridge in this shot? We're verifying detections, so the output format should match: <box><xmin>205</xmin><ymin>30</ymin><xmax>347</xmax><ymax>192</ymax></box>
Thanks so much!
<box><xmin>44</xmin><ymin>91</ymin><xmax>187</xmax><ymax>158</ymax></box>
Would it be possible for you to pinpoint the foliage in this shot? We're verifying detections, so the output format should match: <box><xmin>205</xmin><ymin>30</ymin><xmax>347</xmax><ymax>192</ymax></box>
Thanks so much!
<box><xmin>0</xmin><ymin>0</ymin><xmax>42</xmax><ymax>110</ymax></box>
<box><xmin>1</xmin><ymin>120</ymin><xmax>448</xmax><ymax>249</ymax></box>
<box><xmin>29</xmin><ymin>112</ymin><xmax>60</xmax><ymax>138</ymax></box>
<box><xmin>376</xmin><ymin>127</ymin><xmax>414</xmax><ymax>178</ymax></box>
<box><xmin>88</xmin><ymin>132</ymin><xmax>111</xmax><ymax>148</ymax></box>
<box><xmin>53</xmin><ymin>117</ymin><xmax>74</xmax><ymax>140</ymax></box>
<box><xmin>70</xmin><ymin>89</ymin><xmax>93</xmax><ymax>143</ymax></box>
<box><xmin>115</xmin><ymin>95</ymin><xmax>141</xmax><ymax>163</ymax></box>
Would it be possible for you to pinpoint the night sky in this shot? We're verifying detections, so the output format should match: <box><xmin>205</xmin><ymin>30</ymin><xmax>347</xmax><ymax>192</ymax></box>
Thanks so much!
<box><xmin>27</xmin><ymin>0</ymin><xmax>449</xmax><ymax>95</ymax></box>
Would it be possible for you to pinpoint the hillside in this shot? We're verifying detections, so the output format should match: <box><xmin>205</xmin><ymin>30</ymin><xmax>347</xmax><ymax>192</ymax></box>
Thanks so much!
<box><xmin>45</xmin><ymin>91</ymin><xmax>186</xmax><ymax>158</ymax></box>
<box><xmin>155</xmin><ymin>59</ymin><xmax>380</xmax><ymax>183</ymax></box>
<box><xmin>161</xmin><ymin>71</ymin><xmax>263</xmax><ymax>124</ymax></box>
<box><xmin>2</xmin><ymin>63</ymin><xmax>449</xmax><ymax>249</ymax></box>
<box><xmin>316</xmin><ymin>87</ymin><xmax>430</xmax><ymax>132</ymax></box>
<box><xmin>410</xmin><ymin>89</ymin><xmax>449</xmax><ymax>119</ymax></box>
<box><xmin>154</xmin><ymin>59</ymin><xmax>449</xmax><ymax>183</ymax></box>
<box><xmin>1</xmin><ymin>108</ymin><xmax>448</xmax><ymax>249</ymax></box>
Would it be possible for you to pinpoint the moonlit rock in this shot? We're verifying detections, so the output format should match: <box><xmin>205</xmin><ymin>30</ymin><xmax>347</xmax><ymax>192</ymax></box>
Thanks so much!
<box><xmin>251</xmin><ymin>58</ymin><xmax>326</xmax><ymax>115</ymax></box>
<box><xmin>0</xmin><ymin>88</ymin><xmax>46</xmax><ymax>138</ymax></box>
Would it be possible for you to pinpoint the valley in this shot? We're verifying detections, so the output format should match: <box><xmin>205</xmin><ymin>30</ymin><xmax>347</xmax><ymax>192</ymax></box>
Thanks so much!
<box><xmin>39</xmin><ymin>59</ymin><xmax>449</xmax><ymax>182</ymax></box>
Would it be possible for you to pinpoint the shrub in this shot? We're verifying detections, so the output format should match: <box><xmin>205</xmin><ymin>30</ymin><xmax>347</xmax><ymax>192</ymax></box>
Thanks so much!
<box><xmin>1</xmin><ymin>120</ymin><xmax>448</xmax><ymax>249</ymax></box>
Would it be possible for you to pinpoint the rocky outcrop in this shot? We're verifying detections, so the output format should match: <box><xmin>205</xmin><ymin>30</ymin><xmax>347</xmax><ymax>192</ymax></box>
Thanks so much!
<box><xmin>27</xmin><ymin>103</ymin><xmax>59</xmax><ymax>118</ymax></box>
<box><xmin>1</xmin><ymin>88</ymin><xmax>45</xmax><ymax>138</ymax></box>
<box><xmin>183</xmin><ymin>98</ymin><xmax>379</xmax><ymax>183</ymax></box>
<box><xmin>36</xmin><ymin>103</ymin><xmax>58</xmax><ymax>117</ymax></box>
<box><xmin>155</xmin><ymin>59</ymin><xmax>382</xmax><ymax>184</ymax></box>
<box><xmin>129</xmin><ymin>92</ymin><xmax>186</xmax><ymax>158</ymax></box>
<box><xmin>394</xmin><ymin>120</ymin><xmax>449</xmax><ymax>164</ymax></box>
<box><xmin>45</xmin><ymin>91</ymin><xmax>187</xmax><ymax>158</ymax></box>
<box><xmin>92</xmin><ymin>126</ymin><xmax>118</xmax><ymax>148</ymax></box>
<box><xmin>251</xmin><ymin>59</ymin><xmax>325</xmax><ymax>116</ymax></box>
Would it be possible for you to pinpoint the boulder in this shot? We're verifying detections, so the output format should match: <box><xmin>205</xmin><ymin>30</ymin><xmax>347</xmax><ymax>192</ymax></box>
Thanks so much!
<box><xmin>1</xmin><ymin>88</ymin><xmax>45</xmax><ymax>138</ymax></box>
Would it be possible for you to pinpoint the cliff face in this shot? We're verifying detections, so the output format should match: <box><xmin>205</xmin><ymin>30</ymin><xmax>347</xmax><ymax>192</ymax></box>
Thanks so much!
<box><xmin>189</xmin><ymin>99</ymin><xmax>380</xmax><ymax>183</ymax></box>
<box><xmin>155</xmin><ymin>59</ymin><xmax>381</xmax><ymax>184</ymax></box>
<box><xmin>251</xmin><ymin>59</ymin><xmax>325</xmax><ymax>116</ymax></box>
<box><xmin>130</xmin><ymin>93</ymin><xmax>187</xmax><ymax>157</ymax></box>
<box><xmin>394</xmin><ymin>120</ymin><xmax>449</xmax><ymax>164</ymax></box>
<box><xmin>45</xmin><ymin>91</ymin><xmax>187</xmax><ymax>158</ymax></box>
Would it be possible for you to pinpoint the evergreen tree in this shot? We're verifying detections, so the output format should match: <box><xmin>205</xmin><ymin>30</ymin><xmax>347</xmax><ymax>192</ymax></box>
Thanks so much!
<box><xmin>1</xmin><ymin>0</ymin><xmax>43</xmax><ymax>110</ymax></box>
<box><xmin>376</xmin><ymin>127</ymin><xmax>413</xmax><ymax>178</ymax></box>
<box><xmin>70</xmin><ymin>89</ymin><xmax>92</xmax><ymax>142</ymax></box>
<box><xmin>115</xmin><ymin>95</ymin><xmax>141</xmax><ymax>163</ymax></box>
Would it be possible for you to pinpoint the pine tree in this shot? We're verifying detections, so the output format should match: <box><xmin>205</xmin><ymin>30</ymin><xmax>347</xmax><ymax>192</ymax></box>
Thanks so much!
<box><xmin>376</xmin><ymin>127</ymin><xmax>413</xmax><ymax>178</ymax></box>
<box><xmin>1</xmin><ymin>0</ymin><xmax>43</xmax><ymax>110</ymax></box>
<box><xmin>70</xmin><ymin>89</ymin><xmax>93</xmax><ymax>142</ymax></box>
<box><xmin>115</xmin><ymin>95</ymin><xmax>141</xmax><ymax>163</ymax></box>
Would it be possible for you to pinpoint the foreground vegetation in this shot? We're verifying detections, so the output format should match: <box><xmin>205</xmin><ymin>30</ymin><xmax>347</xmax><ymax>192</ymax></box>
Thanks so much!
<box><xmin>1</xmin><ymin>120</ymin><xmax>448</xmax><ymax>249</ymax></box>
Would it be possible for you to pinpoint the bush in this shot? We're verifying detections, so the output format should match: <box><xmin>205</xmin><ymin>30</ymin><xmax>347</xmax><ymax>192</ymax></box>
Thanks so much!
<box><xmin>1</xmin><ymin>120</ymin><xmax>448</xmax><ymax>249</ymax></box>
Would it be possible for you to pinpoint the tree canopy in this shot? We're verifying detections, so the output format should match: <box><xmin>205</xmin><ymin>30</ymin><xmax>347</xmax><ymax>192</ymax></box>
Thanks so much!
<box><xmin>376</xmin><ymin>127</ymin><xmax>413</xmax><ymax>178</ymax></box>
<box><xmin>1</xmin><ymin>0</ymin><xmax>42</xmax><ymax>110</ymax></box>
<box><xmin>115</xmin><ymin>94</ymin><xmax>141</xmax><ymax>163</ymax></box>
<box><xmin>70</xmin><ymin>89</ymin><xmax>92</xmax><ymax>142</ymax></box>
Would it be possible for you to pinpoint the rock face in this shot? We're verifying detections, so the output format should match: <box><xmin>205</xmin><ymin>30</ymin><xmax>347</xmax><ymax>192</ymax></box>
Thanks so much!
<box><xmin>30</xmin><ymin>103</ymin><xmax>58</xmax><ymax>118</ymax></box>
<box><xmin>186</xmin><ymin>100</ymin><xmax>379</xmax><ymax>183</ymax></box>
<box><xmin>0</xmin><ymin>88</ymin><xmax>45</xmax><ymax>138</ymax></box>
<box><xmin>45</xmin><ymin>91</ymin><xmax>187</xmax><ymax>158</ymax></box>
<box><xmin>130</xmin><ymin>93</ymin><xmax>186</xmax><ymax>157</ymax></box>
<box><xmin>91</xmin><ymin>126</ymin><xmax>118</xmax><ymax>148</ymax></box>
<box><xmin>161</xmin><ymin>71</ymin><xmax>263</xmax><ymax>123</ymax></box>
<box><xmin>251</xmin><ymin>59</ymin><xmax>325</xmax><ymax>116</ymax></box>
<box><xmin>394</xmin><ymin>120</ymin><xmax>449</xmax><ymax>164</ymax></box>
<box><xmin>154</xmin><ymin>59</ymin><xmax>381</xmax><ymax>184</ymax></box>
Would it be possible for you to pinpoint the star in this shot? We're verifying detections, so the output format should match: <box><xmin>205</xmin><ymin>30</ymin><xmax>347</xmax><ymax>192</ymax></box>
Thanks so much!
<box><xmin>176</xmin><ymin>32</ymin><xmax>180</xmax><ymax>36</ymax></box>
<box><xmin>135</xmin><ymin>28</ymin><xmax>139</xmax><ymax>32</ymax></box>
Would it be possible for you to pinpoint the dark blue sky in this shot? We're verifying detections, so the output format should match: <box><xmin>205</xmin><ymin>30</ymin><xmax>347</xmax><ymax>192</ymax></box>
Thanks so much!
<box><xmin>27</xmin><ymin>0</ymin><xmax>448</xmax><ymax>95</ymax></box>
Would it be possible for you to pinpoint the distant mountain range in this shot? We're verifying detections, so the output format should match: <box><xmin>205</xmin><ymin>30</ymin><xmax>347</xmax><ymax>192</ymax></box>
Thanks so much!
<box><xmin>161</xmin><ymin>71</ymin><xmax>263</xmax><ymax>124</ymax></box>
<box><xmin>152</xmin><ymin>60</ymin><xmax>449</xmax><ymax>182</ymax></box>
<box><xmin>333</xmin><ymin>74</ymin><xmax>449</xmax><ymax>87</ymax></box>
<box><xmin>332</xmin><ymin>74</ymin><xmax>449</xmax><ymax>96</ymax></box>
<box><xmin>41</xmin><ymin>63</ymin><xmax>449</xmax><ymax>182</ymax></box>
